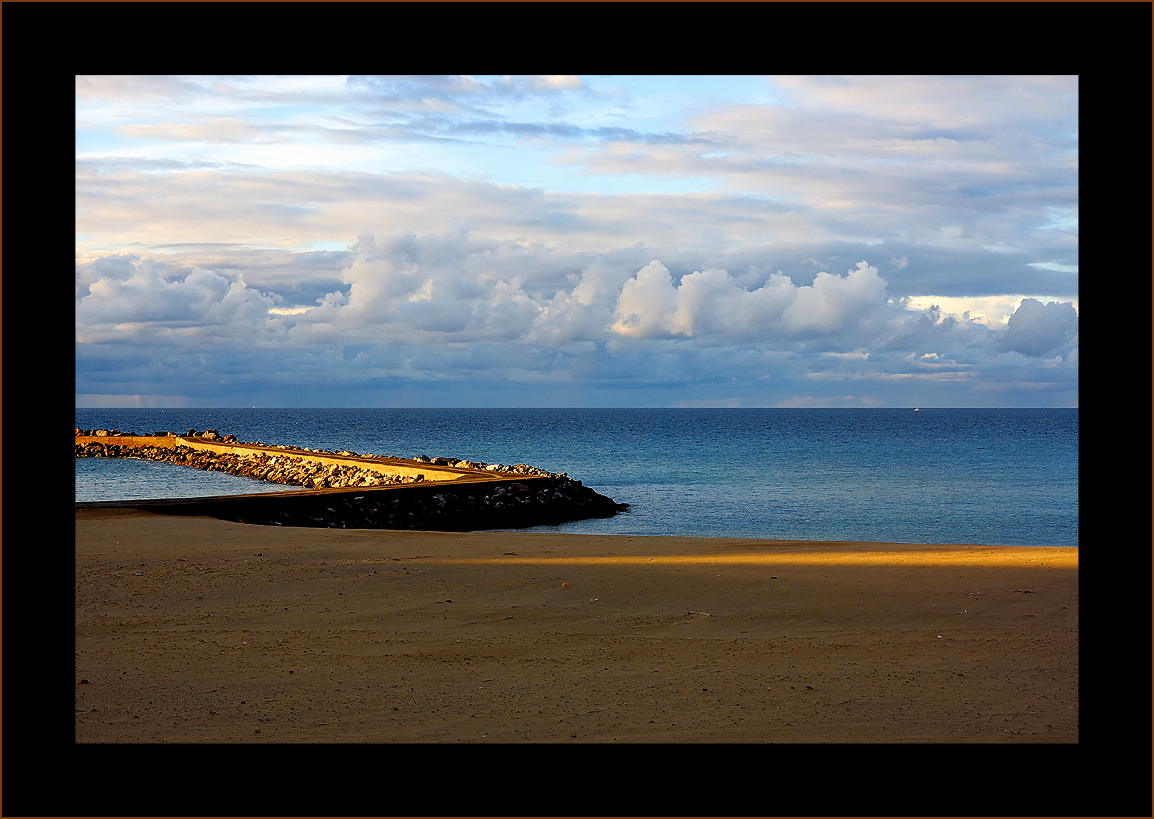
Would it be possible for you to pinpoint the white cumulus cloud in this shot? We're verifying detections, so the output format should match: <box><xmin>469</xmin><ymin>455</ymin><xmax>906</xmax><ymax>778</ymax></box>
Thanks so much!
<box><xmin>76</xmin><ymin>255</ymin><xmax>276</xmax><ymax>336</ymax></box>
<box><xmin>611</xmin><ymin>260</ymin><xmax>888</xmax><ymax>341</ymax></box>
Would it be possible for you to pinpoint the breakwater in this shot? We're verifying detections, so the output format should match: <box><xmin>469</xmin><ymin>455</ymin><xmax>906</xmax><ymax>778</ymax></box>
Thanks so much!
<box><xmin>75</xmin><ymin>429</ymin><xmax>628</xmax><ymax>530</ymax></box>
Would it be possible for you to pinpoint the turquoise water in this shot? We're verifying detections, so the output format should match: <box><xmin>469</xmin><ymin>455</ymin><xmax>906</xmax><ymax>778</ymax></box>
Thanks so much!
<box><xmin>75</xmin><ymin>408</ymin><xmax>1078</xmax><ymax>547</ymax></box>
<box><xmin>73</xmin><ymin>455</ymin><xmax>313</xmax><ymax>502</ymax></box>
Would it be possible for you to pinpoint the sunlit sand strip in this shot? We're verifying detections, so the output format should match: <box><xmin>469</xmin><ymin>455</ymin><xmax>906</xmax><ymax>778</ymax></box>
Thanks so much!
<box><xmin>355</xmin><ymin>547</ymin><xmax>1077</xmax><ymax>569</ymax></box>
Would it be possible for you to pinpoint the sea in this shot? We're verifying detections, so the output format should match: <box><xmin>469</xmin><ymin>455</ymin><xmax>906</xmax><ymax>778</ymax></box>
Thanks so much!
<box><xmin>74</xmin><ymin>408</ymin><xmax>1078</xmax><ymax>548</ymax></box>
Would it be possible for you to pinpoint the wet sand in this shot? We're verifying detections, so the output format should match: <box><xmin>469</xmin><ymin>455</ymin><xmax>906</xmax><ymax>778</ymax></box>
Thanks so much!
<box><xmin>75</xmin><ymin>507</ymin><xmax>1078</xmax><ymax>744</ymax></box>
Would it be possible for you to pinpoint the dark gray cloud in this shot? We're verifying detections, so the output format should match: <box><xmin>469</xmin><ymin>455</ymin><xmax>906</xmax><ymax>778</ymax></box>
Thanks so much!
<box><xmin>996</xmin><ymin>298</ymin><xmax>1078</xmax><ymax>358</ymax></box>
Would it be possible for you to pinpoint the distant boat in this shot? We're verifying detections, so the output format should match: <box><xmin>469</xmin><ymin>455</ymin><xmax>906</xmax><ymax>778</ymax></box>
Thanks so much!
<box><xmin>914</xmin><ymin>407</ymin><xmax>920</xmax><ymax>411</ymax></box>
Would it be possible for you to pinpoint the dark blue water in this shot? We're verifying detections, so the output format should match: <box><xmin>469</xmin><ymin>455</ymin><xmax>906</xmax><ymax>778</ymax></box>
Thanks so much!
<box><xmin>75</xmin><ymin>408</ymin><xmax>1078</xmax><ymax>547</ymax></box>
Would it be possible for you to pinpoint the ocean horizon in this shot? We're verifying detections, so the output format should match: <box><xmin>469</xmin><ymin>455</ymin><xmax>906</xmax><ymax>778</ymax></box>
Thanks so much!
<box><xmin>75</xmin><ymin>407</ymin><xmax>1078</xmax><ymax>548</ymax></box>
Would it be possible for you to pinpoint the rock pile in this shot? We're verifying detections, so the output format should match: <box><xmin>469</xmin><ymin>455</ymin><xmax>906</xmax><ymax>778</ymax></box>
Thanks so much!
<box><xmin>75</xmin><ymin>429</ymin><xmax>629</xmax><ymax>530</ymax></box>
<box><xmin>76</xmin><ymin>430</ymin><xmax>577</xmax><ymax>486</ymax></box>
<box><xmin>225</xmin><ymin>477</ymin><xmax>626</xmax><ymax>531</ymax></box>
<box><xmin>75</xmin><ymin>440</ymin><xmax>427</xmax><ymax>489</ymax></box>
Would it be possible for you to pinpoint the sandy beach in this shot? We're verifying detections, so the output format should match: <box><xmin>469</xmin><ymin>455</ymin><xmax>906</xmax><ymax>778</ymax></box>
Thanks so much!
<box><xmin>75</xmin><ymin>507</ymin><xmax>1078</xmax><ymax>744</ymax></box>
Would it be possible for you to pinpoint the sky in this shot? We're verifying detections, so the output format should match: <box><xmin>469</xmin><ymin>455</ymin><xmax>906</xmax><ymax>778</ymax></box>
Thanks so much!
<box><xmin>76</xmin><ymin>75</ymin><xmax>1078</xmax><ymax>408</ymax></box>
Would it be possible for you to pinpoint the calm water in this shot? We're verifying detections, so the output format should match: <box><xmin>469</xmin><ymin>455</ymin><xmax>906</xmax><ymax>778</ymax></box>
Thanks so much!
<box><xmin>75</xmin><ymin>408</ymin><xmax>1078</xmax><ymax>547</ymax></box>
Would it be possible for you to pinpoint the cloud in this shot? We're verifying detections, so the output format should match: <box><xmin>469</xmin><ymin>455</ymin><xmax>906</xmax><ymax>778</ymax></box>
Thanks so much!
<box><xmin>75</xmin><ymin>394</ymin><xmax>192</xmax><ymax>408</ymax></box>
<box><xmin>609</xmin><ymin>261</ymin><xmax>681</xmax><ymax>337</ymax></box>
<box><xmin>610</xmin><ymin>260</ymin><xmax>888</xmax><ymax>341</ymax></box>
<box><xmin>75</xmin><ymin>75</ymin><xmax>207</xmax><ymax>102</ymax></box>
<box><xmin>769</xmin><ymin>75</ymin><xmax>1077</xmax><ymax>133</ymax></box>
<box><xmin>520</xmin><ymin>75</ymin><xmax>586</xmax><ymax>92</ymax></box>
<box><xmin>782</xmin><ymin>262</ymin><xmax>888</xmax><ymax>335</ymax></box>
<box><xmin>74</xmin><ymin>160</ymin><xmax>1075</xmax><ymax>311</ymax></box>
<box><xmin>76</xmin><ymin>254</ymin><xmax>278</xmax><ymax>343</ymax></box>
<box><xmin>74</xmin><ymin>77</ymin><xmax>1078</xmax><ymax>407</ymax></box>
<box><xmin>345</xmin><ymin>75</ymin><xmax>589</xmax><ymax>119</ymax></box>
<box><xmin>74</xmin><ymin>237</ymin><xmax>1076</xmax><ymax>407</ymax></box>
<box><xmin>996</xmin><ymin>298</ymin><xmax>1078</xmax><ymax>357</ymax></box>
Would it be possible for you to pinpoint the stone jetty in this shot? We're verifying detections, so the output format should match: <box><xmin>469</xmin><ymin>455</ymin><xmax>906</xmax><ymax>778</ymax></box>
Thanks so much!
<box><xmin>75</xmin><ymin>428</ymin><xmax>628</xmax><ymax>531</ymax></box>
